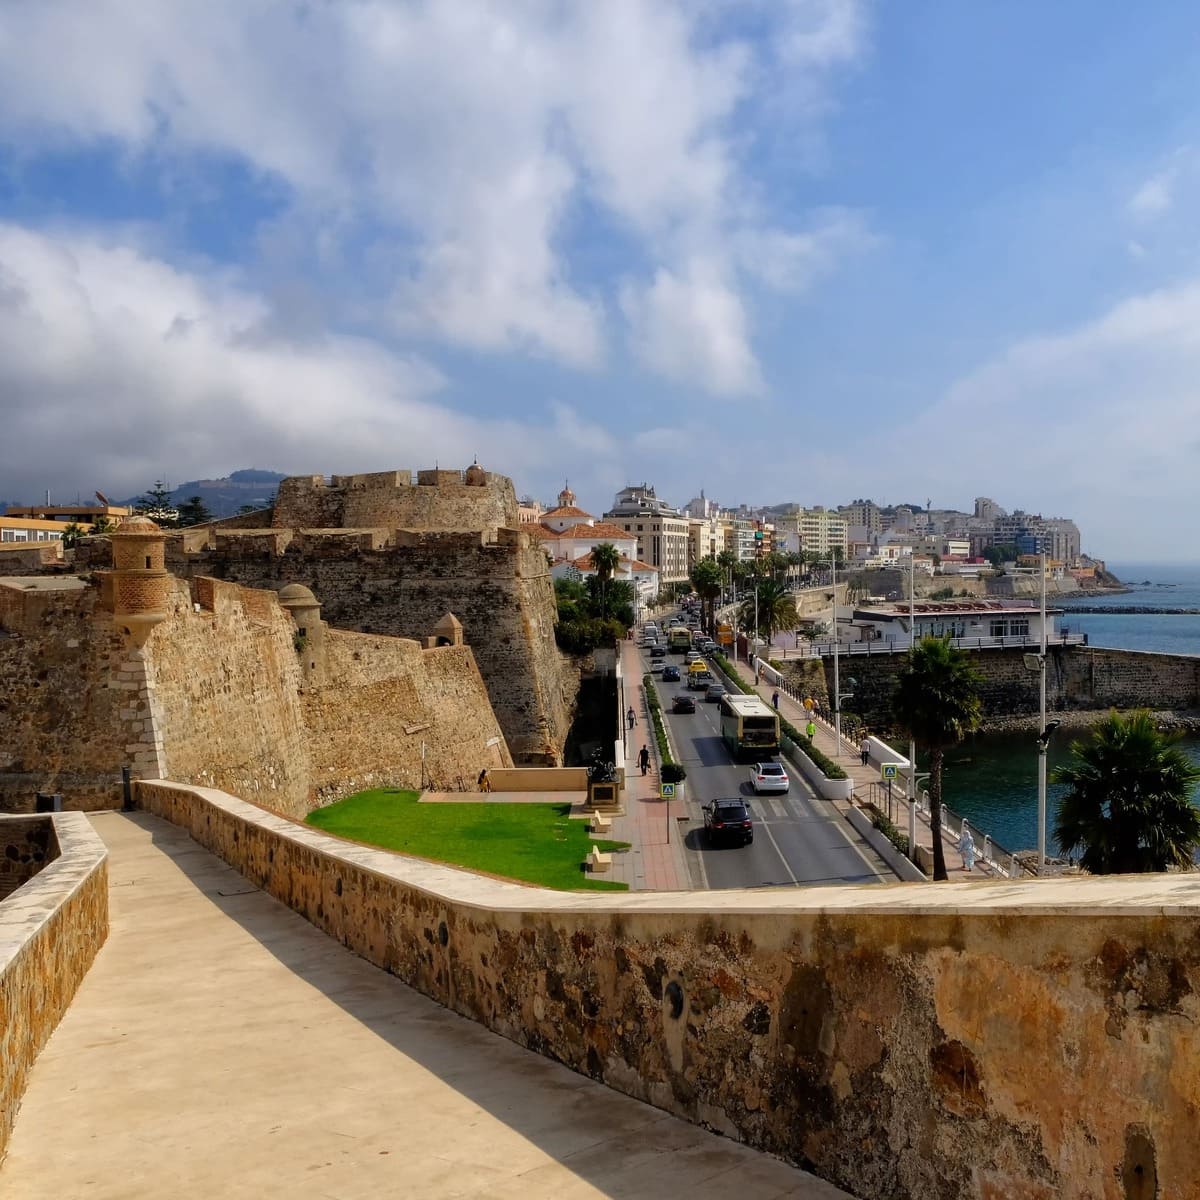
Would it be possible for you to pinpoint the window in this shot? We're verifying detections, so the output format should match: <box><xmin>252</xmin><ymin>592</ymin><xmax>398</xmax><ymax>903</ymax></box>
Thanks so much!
<box><xmin>1010</xmin><ymin>619</ymin><xmax>1030</xmax><ymax>637</ymax></box>
<box><xmin>989</xmin><ymin>620</ymin><xmax>1007</xmax><ymax>638</ymax></box>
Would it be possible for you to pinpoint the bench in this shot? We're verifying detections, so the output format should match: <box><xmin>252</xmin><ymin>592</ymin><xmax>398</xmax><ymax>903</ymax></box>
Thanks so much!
<box><xmin>587</xmin><ymin>845</ymin><xmax>612</xmax><ymax>874</ymax></box>
<box><xmin>589</xmin><ymin>813</ymin><xmax>613</xmax><ymax>834</ymax></box>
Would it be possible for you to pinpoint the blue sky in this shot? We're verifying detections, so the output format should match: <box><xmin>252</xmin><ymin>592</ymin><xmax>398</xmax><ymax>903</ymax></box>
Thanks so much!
<box><xmin>1</xmin><ymin>1</ymin><xmax>1199</xmax><ymax>558</ymax></box>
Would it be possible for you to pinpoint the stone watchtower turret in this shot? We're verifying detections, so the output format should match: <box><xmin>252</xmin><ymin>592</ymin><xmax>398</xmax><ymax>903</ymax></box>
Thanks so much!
<box><xmin>109</xmin><ymin>516</ymin><xmax>170</xmax><ymax>643</ymax></box>
<box><xmin>278</xmin><ymin>583</ymin><xmax>326</xmax><ymax>684</ymax></box>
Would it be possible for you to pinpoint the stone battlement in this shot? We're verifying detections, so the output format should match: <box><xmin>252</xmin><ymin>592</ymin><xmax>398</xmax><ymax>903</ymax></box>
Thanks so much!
<box><xmin>272</xmin><ymin>465</ymin><xmax>519</xmax><ymax>532</ymax></box>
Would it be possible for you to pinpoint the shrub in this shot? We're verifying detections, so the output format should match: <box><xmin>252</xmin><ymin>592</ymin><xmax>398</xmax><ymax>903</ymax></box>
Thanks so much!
<box><xmin>872</xmin><ymin>812</ymin><xmax>910</xmax><ymax>857</ymax></box>
<box><xmin>661</xmin><ymin>762</ymin><xmax>687</xmax><ymax>784</ymax></box>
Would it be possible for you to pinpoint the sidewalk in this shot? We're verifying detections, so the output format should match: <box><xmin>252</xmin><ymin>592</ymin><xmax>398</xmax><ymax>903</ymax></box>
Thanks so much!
<box><xmin>606</xmin><ymin>640</ymin><xmax>693</xmax><ymax>891</ymax></box>
<box><xmin>734</xmin><ymin>656</ymin><xmax>982</xmax><ymax>877</ymax></box>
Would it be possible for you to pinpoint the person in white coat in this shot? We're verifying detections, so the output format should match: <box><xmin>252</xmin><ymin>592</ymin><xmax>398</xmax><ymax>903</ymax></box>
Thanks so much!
<box><xmin>957</xmin><ymin>827</ymin><xmax>977</xmax><ymax>872</ymax></box>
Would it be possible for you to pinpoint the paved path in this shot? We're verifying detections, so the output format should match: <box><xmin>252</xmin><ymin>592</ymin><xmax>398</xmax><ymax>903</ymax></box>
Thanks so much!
<box><xmin>606</xmin><ymin>640</ymin><xmax>692</xmax><ymax>891</ymax></box>
<box><xmin>2</xmin><ymin>812</ymin><xmax>852</xmax><ymax>1200</ymax></box>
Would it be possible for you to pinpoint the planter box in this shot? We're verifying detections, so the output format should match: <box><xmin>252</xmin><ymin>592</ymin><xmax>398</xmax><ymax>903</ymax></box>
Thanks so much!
<box><xmin>781</xmin><ymin>737</ymin><xmax>854</xmax><ymax>801</ymax></box>
<box><xmin>845</xmin><ymin>806</ymin><xmax>927</xmax><ymax>882</ymax></box>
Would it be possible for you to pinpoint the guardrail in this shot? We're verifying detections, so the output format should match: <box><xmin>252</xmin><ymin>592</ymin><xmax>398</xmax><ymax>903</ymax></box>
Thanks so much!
<box><xmin>856</xmin><ymin>780</ymin><xmax>1032</xmax><ymax>879</ymax></box>
<box><xmin>799</xmin><ymin>632</ymin><xmax>1088</xmax><ymax>658</ymax></box>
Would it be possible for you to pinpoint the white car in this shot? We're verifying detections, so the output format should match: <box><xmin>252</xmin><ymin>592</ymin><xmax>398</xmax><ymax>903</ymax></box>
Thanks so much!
<box><xmin>649</xmin><ymin>659</ymin><xmax>667</xmax><ymax>674</ymax></box>
<box><xmin>749</xmin><ymin>762</ymin><xmax>789</xmax><ymax>794</ymax></box>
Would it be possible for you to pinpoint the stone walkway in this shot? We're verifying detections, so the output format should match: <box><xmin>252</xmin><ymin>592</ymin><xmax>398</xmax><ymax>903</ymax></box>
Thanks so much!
<box><xmin>605</xmin><ymin>641</ymin><xmax>692</xmax><ymax>891</ymax></box>
<box><xmin>1</xmin><ymin>811</ymin><xmax>852</xmax><ymax>1200</ymax></box>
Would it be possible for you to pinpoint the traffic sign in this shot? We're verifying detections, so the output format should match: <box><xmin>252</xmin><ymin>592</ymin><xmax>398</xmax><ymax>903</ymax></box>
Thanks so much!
<box><xmin>660</xmin><ymin>783</ymin><xmax>676</xmax><ymax>799</ymax></box>
<box><xmin>880</xmin><ymin>763</ymin><xmax>899</xmax><ymax>781</ymax></box>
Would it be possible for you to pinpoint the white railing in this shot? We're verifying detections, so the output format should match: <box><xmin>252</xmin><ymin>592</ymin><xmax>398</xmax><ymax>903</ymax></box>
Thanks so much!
<box><xmin>799</xmin><ymin>632</ymin><xmax>1087</xmax><ymax>658</ymax></box>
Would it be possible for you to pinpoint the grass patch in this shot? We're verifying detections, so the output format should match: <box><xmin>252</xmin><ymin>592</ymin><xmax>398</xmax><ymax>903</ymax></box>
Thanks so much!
<box><xmin>306</xmin><ymin>789</ymin><xmax>630</xmax><ymax>892</ymax></box>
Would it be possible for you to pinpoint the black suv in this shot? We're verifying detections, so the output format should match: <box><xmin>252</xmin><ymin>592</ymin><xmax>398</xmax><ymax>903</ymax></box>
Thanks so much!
<box><xmin>672</xmin><ymin>694</ymin><xmax>696</xmax><ymax>714</ymax></box>
<box><xmin>702</xmin><ymin>798</ymin><xmax>754</xmax><ymax>846</ymax></box>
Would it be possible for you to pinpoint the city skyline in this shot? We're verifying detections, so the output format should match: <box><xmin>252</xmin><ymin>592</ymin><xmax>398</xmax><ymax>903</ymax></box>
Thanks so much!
<box><xmin>2</xmin><ymin>3</ymin><xmax>1199</xmax><ymax>558</ymax></box>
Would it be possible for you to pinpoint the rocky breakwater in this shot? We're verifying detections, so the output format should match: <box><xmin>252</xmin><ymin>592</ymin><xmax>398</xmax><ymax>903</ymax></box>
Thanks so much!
<box><xmin>1057</xmin><ymin>604</ymin><xmax>1200</xmax><ymax>615</ymax></box>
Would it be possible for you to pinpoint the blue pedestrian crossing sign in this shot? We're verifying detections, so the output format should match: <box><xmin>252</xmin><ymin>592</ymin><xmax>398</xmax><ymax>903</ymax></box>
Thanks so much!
<box><xmin>660</xmin><ymin>783</ymin><xmax>676</xmax><ymax>799</ymax></box>
<box><xmin>880</xmin><ymin>763</ymin><xmax>899</xmax><ymax>781</ymax></box>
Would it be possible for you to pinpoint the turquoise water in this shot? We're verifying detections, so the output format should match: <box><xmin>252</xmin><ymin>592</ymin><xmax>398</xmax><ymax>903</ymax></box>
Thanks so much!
<box><xmin>932</xmin><ymin>731</ymin><xmax>1200</xmax><ymax>855</ymax></box>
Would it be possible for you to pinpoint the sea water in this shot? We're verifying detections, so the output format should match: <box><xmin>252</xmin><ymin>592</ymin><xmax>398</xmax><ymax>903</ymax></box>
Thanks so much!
<box><xmin>936</xmin><ymin>562</ymin><xmax>1200</xmax><ymax>854</ymax></box>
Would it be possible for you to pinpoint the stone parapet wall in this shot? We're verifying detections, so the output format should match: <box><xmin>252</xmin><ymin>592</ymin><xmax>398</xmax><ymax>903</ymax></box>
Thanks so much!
<box><xmin>0</xmin><ymin>817</ymin><xmax>59</xmax><ymax>901</ymax></box>
<box><xmin>0</xmin><ymin>812</ymin><xmax>108</xmax><ymax>1161</ymax></box>
<box><xmin>135</xmin><ymin>780</ymin><xmax>1200</xmax><ymax>1200</ymax></box>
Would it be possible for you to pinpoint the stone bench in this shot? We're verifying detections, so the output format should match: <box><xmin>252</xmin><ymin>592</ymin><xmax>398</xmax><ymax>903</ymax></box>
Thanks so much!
<box><xmin>587</xmin><ymin>845</ymin><xmax>612</xmax><ymax>874</ymax></box>
<box><xmin>589</xmin><ymin>813</ymin><xmax>613</xmax><ymax>834</ymax></box>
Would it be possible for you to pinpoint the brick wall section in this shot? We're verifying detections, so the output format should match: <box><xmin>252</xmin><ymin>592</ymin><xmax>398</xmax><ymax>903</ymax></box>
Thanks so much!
<box><xmin>0</xmin><ymin>812</ymin><xmax>108</xmax><ymax>1162</ymax></box>
<box><xmin>0</xmin><ymin>817</ymin><xmax>58</xmax><ymax>901</ymax></box>
<box><xmin>180</xmin><ymin>528</ymin><xmax>576</xmax><ymax>763</ymax></box>
<box><xmin>135</xmin><ymin>781</ymin><xmax>1200</xmax><ymax>1200</ymax></box>
<box><xmin>778</xmin><ymin>646</ymin><xmax>1200</xmax><ymax>731</ymax></box>
<box><xmin>303</xmin><ymin>631</ymin><xmax>511</xmax><ymax>803</ymax></box>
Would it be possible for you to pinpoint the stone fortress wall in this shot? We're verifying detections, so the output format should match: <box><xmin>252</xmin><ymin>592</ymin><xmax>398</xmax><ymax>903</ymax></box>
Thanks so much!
<box><xmin>0</xmin><ymin>567</ymin><xmax>511</xmax><ymax>817</ymax></box>
<box><xmin>136</xmin><ymin>780</ymin><xmax>1200</xmax><ymax>1200</ymax></box>
<box><xmin>772</xmin><ymin>645</ymin><xmax>1200</xmax><ymax>732</ymax></box>
<box><xmin>163</xmin><ymin>466</ymin><xmax>577</xmax><ymax>765</ymax></box>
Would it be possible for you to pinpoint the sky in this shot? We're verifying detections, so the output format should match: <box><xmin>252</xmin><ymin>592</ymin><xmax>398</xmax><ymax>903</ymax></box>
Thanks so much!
<box><xmin>1</xmin><ymin>1</ymin><xmax>1199</xmax><ymax>558</ymax></box>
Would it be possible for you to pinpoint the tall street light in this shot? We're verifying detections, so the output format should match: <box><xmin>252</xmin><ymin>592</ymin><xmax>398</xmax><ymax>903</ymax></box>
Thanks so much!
<box><xmin>814</xmin><ymin>555</ymin><xmax>847</xmax><ymax>756</ymax></box>
<box><xmin>907</xmin><ymin>550</ymin><xmax>918</xmax><ymax>858</ymax></box>
<box><xmin>1022</xmin><ymin>551</ymin><xmax>1059</xmax><ymax>874</ymax></box>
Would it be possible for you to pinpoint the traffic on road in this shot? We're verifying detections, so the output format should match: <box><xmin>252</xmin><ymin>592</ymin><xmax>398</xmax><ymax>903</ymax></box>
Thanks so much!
<box><xmin>639</xmin><ymin>599</ymin><xmax>891</xmax><ymax>890</ymax></box>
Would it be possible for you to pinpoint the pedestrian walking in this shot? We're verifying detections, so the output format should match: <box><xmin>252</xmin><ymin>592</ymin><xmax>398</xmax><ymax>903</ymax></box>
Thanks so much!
<box><xmin>771</xmin><ymin>690</ymin><xmax>780</xmax><ymax>710</ymax></box>
<box><xmin>477</xmin><ymin>768</ymin><xmax>492</xmax><ymax>794</ymax></box>
<box><xmin>958</xmin><ymin>828</ymin><xmax>977</xmax><ymax>872</ymax></box>
<box><xmin>627</xmin><ymin>706</ymin><xmax>636</xmax><ymax>730</ymax></box>
<box><xmin>638</xmin><ymin>745</ymin><xmax>650</xmax><ymax>776</ymax></box>
<box><xmin>860</xmin><ymin>735</ymin><xmax>871</xmax><ymax>766</ymax></box>
<box><xmin>805</xmin><ymin>719</ymin><xmax>817</xmax><ymax>741</ymax></box>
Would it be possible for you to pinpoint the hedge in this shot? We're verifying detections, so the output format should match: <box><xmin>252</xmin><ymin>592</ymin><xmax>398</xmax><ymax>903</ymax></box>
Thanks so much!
<box><xmin>643</xmin><ymin>673</ymin><xmax>686</xmax><ymax>782</ymax></box>
<box><xmin>872</xmin><ymin>811</ymin><xmax>911</xmax><ymax>857</ymax></box>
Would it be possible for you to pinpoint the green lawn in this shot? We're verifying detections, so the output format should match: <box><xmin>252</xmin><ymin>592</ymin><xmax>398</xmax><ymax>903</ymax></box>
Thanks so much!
<box><xmin>305</xmin><ymin>789</ymin><xmax>630</xmax><ymax>891</ymax></box>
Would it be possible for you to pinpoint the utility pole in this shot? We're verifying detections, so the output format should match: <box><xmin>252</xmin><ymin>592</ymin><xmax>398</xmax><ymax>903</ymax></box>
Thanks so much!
<box><xmin>1038</xmin><ymin>550</ymin><xmax>1047</xmax><ymax>874</ymax></box>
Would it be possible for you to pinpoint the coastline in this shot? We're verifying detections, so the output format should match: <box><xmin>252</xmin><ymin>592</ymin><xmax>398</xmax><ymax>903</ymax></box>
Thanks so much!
<box><xmin>981</xmin><ymin>708</ymin><xmax>1200</xmax><ymax>736</ymax></box>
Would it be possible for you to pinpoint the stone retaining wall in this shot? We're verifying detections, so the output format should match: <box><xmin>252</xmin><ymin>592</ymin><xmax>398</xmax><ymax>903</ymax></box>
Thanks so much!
<box><xmin>135</xmin><ymin>779</ymin><xmax>1200</xmax><ymax>1200</ymax></box>
<box><xmin>0</xmin><ymin>812</ymin><xmax>108</xmax><ymax>1161</ymax></box>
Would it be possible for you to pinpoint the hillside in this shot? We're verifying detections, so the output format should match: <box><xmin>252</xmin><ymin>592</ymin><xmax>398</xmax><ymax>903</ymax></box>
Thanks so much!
<box><xmin>126</xmin><ymin>469</ymin><xmax>287</xmax><ymax>519</ymax></box>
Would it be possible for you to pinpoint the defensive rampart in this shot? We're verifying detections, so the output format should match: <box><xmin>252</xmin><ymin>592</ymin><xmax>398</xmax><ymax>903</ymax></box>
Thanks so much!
<box><xmin>273</xmin><ymin>469</ymin><xmax>519</xmax><ymax>532</ymax></box>
<box><xmin>0</xmin><ymin>812</ymin><xmax>108</xmax><ymax>1161</ymax></box>
<box><xmin>135</xmin><ymin>780</ymin><xmax>1200</xmax><ymax>1200</ymax></box>
<box><xmin>178</xmin><ymin>527</ymin><xmax>574</xmax><ymax>763</ymax></box>
<box><xmin>0</xmin><ymin>572</ymin><xmax>510</xmax><ymax>816</ymax></box>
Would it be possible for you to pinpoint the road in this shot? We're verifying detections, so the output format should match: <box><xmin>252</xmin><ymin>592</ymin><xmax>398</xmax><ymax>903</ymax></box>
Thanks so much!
<box><xmin>639</xmin><ymin>642</ymin><xmax>892</xmax><ymax>890</ymax></box>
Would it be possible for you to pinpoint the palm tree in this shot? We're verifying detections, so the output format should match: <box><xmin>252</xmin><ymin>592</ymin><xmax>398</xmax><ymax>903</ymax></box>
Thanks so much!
<box><xmin>1052</xmin><ymin>710</ymin><xmax>1200</xmax><ymax>874</ymax></box>
<box><xmin>60</xmin><ymin>521</ymin><xmax>85</xmax><ymax>549</ymax></box>
<box><xmin>738</xmin><ymin>577</ymin><xmax>798</xmax><ymax>657</ymax></box>
<box><xmin>590</xmin><ymin>542</ymin><xmax>621</xmax><ymax>619</ymax></box>
<box><xmin>892</xmin><ymin>637</ymin><xmax>983</xmax><ymax>880</ymax></box>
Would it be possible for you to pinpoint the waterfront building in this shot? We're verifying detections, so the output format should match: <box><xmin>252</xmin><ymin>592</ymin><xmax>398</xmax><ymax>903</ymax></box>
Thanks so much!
<box><xmin>846</xmin><ymin>599</ymin><xmax>1073</xmax><ymax>651</ymax></box>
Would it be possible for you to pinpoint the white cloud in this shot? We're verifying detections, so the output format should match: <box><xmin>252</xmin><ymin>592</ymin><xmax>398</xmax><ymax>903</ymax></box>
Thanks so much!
<box><xmin>0</xmin><ymin>0</ymin><xmax>872</xmax><ymax>395</ymax></box>
<box><xmin>889</xmin><ymin>281</ymin><xmax>1200</xmax><ymax>557</ymax></box>
<box><xmin>620</xmin><ymin>259</ymin><xmax>763</xmax><ymax>396</ymax></box>
<box><xmin>1129</xmin><ymin>171</ymin><xmax>1176</xmax><ymax>220</ymax></box>
<box><xmin>0</xmin><ymin>223</ymin><xmax>619</xmax><ymax>502</ymax></box>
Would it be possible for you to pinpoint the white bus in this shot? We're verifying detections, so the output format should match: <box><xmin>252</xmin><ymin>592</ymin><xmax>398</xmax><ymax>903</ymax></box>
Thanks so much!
<box><xmin>718</xmin><ymin>694</ymin><xmax>781</xmax><ymax>759</ymax></box>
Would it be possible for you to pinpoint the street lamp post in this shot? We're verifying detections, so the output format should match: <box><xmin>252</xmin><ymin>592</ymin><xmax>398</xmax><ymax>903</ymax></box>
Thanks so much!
<box><xmin>1022</xmin><ymin>552</ymin><xmax>1060</xmax><ymax>874</ymax></box>
<box><xmin>908</xmin><ymin>552</ymin><xmax>917</xmax><ymax>853</ymax></box>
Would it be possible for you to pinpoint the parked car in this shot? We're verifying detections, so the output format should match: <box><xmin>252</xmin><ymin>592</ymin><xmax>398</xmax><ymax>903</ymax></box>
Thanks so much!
<box><xmin>672</xmin><ymin>694</ymin><xmax>696</xmax><ymax>714</ymax></box>
<box><xmin>650</xmin><ymin>645</ymin><xmax>667</xmax><ymax>659</ymax></box>
<box><xmin>704</xmin><ymin>684</ymin><xmax>727</xmax><ymax>703</ymax></box>
<box><xmin>749</xmin><ymin>761</ymin><xmax>789</xmax><ymax>794</ymax></box>
<box><xmin>702</xmin><ymin>798</ymin><xmax>754</xmax><ymax>846</ymax></box>
<box><xmin>661</xmin><ymin>665</ymin><xmax>681</xmax><ymax>682</ymax></box>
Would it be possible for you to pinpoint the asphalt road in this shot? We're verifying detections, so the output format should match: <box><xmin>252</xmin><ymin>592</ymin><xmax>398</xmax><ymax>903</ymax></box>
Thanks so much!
<box><xmin>641</xmin><ymin>643</ymin><xmax>891</xmax><ymax>891</ymax></box>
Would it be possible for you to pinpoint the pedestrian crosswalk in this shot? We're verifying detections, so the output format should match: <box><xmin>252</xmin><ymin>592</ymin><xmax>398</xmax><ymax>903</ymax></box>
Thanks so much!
<box><xmin>748</xmin><ymin>794</ymin><xmax>808</xmax><ymax>822</ymax></box>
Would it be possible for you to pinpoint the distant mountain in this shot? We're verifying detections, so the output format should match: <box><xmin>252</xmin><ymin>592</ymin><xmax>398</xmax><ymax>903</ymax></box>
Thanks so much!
<box><xmin>125</xmin><ymin>469</ymin><xmax>287</xmax><ymax>519</ymax></box>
